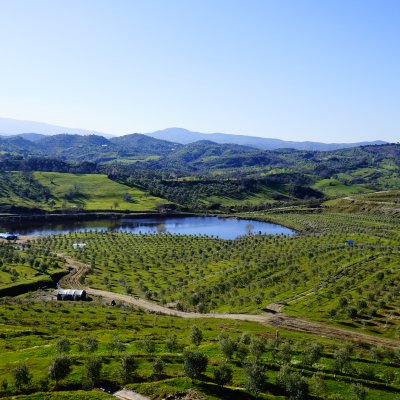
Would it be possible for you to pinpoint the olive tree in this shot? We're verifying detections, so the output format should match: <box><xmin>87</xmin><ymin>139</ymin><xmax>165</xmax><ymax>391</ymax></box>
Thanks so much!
<box><xmin>12</xmin><ymin>364</ymin><xmax>31</xmax><ymax>390</ymax></box>
<box><xmin>303</xmin><ymin>342</ymin><xmax>323</xmax><ymax>366</ymax></box>
<box><xmin>48</xmin><ymin>356</ymin><xmax>71</xmax><ymax>385</ymax></box>
<box><xmin>118</xmin><ymin>354</ymin><xmax>137</xmax><ymax>384</ymax></box>
<box><xmin>214</xmin><ymin>363</ymin><xmax>233</xmax><ymax>387</ymax></box>
<box><xmin>244</xmin><ymin>360</ymin><xmax>266</xmax><ymax>396</ymax></box>
<box><xmin>85</xmin><ymin>356</ymin><xmax>102</xmax><ymax>388</ymax></box>
<box><xmin>189</xmin><ymin>325</ymin><xmax>203</xmax><ymax>347</ymax></box>
<box><xmin>183</xmin><ymin>350</ymin><xmax>208</xmax><ymax>380</ymax></box>
<box><xmin>277</xmin><ymin>365</ymin><xmax>308</xmax><ymax>400</ymax></box>
<box><xmin>55</xmin><ymin>336</ymin><xmax>71</xmax><ymax>355</ymax></box>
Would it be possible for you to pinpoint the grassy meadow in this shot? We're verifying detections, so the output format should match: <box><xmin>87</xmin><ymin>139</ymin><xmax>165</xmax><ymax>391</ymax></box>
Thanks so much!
<box><xmin>33</xmin><ymin>172</ymin><xmax>165</xmax><ymax>211</ymax></box>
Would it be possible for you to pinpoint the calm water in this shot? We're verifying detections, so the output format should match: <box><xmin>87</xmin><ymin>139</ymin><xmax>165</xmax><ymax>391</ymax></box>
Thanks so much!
<box><xmin>2</xmin><ymin>216</ymin><xmax>295</xmax><ymax>240</ymax></box>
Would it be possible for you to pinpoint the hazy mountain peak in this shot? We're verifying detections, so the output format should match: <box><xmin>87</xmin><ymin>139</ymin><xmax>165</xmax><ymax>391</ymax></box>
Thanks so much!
<box><xmin>0</xmin><ymin>117</ymin><xmax>112</xmax><ymax>138</ymax></box>
<box><xmin>145</xmin><ymin>127</ymin><xmax>387</xmax><ymax>151</ymax></box>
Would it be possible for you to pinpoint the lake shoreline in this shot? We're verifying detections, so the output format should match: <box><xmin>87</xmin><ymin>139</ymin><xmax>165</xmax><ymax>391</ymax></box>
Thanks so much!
<box><xmin>0</xmin><ymin>213</ymin><xmax>295</xmax><ymax>240</ymax></box>
<box><xmin>0</xmin><ymin>210</ymin><xmax>204</xmax><ymax>223</ymax></box>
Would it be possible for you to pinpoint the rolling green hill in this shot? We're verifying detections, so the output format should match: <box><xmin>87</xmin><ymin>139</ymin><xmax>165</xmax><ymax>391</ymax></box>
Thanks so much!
<box><xmin>33</xmin><ymin>172</ymin><xmax>166</xmax><ymax>211</ymax></box>
<box><xmin>0</xmin><ymin>171</ymin><xmax>167</xmax><ymax>212</ymax></box>
<box><xmin>0</xmin><ymin>138</ymin><xmax>399</xmax><ymax>212</ymax></box>
<box><xmin>110</xmin><ymin>133</ymin><xmax>182</xmax><ymax>157</ymax></box>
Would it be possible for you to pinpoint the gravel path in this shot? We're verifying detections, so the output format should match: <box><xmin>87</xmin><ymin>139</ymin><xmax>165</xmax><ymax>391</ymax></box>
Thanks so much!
<box><xmin>113</xmin><ymin>389</ymin><xmax>150</xmax><ymax>400</ymax></box>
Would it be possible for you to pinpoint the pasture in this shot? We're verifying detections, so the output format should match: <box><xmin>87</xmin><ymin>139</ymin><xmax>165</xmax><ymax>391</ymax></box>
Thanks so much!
<box><xmin>33</xmin><ymin>172</ymin><xmax>165</xmax><ymax>211</ymax></box>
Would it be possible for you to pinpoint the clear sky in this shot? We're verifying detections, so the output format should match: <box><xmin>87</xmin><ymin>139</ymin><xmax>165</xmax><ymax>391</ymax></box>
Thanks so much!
<box><xmin>0</xmin><ymin>0</ymin><xmax>399</xmax><ymax>142</ymax></box>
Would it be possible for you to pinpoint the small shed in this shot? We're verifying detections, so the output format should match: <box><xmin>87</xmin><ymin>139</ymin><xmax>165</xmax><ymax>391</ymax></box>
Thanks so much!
<box><xmin>57</xmin><ymin>289</ymin><xmax>87</xmax><ymax>301</ymax></box>
<box><xmin>72</xmin><ymin>243</ymin><xmax>86</xmax><ymax>249</ymax></box>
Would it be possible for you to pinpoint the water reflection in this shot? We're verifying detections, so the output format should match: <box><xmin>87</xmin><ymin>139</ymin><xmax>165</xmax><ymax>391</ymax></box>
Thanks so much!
<box><xmin>1</xmin><ymin>216</ymin><xmax>295</xmax><ymax>240</ymax></box>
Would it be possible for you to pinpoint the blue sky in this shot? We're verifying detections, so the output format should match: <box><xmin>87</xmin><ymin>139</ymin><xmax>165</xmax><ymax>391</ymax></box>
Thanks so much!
<box><xmin>0</xmin><ymin>0</ymin><xmax>399</xmax><ymax>142</ymax></box>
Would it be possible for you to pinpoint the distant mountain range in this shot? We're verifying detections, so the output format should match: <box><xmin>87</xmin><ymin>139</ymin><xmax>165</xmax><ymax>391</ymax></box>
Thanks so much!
<box><xmin>0</xmin><ymin>117</ymin><xmax>387</xmax><ymax>151</ymax></box>
<box><xmin>0</xmin><ymin>117</ymin><xmax>112</xmax><ymax>138</ymax></box>
<box><xmin>145</xmin><ymin>128</ymin><xmax>387</xmax><ymax>151</ymax></box>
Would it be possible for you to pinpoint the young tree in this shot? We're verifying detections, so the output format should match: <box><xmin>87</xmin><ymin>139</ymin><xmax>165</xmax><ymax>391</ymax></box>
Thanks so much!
<box><xmin>214</xmin><ymin>363</ymin><xmax>233</xmax><ymax>387</ymax></box>
<box><xmin>12</xmin><ymin>364</ymin><xmax>31</xmax><ymax>390</ymax></box>
<box><xmin>249</xmin><ymin>336</ymin><xmax>265</xmax><ymax>360</ymax></box>
<box><xmin>277</xmin><ymin>365</ymin><xmax>308</xmax><ymax>400</ymax></box>
<box><xmin>142</xmin><ymin>336</ymin><xmax>156</xmax><ymax>354</ymax></box>
<box><xmin>48</xmin><ymin>356</ymin><xmax>71</xmax><ymax>386</ymax></box>
<box><xmin>82</xmin><ymin>335</ymin><xmax>99</xmax><ymax>354</ymax></box>
<box><xmin>244</xmin><ymin>360</ymin><xmax>266</xmax><ymax>396</ymax></box>
<box><xmin>55</xmin><ymin>336</ymin><xmax>71</xmax><ymax>354</ymax></box>
<box><xmin>350</xmin><ymin>383</ymin><xmax>367</xmax><ymax>400</ymax></box>
<box><xmin>152</xmin><ymin>357</ymin><xmax>164</xmax><ymax>376</ymax></box>
<box><xmin>165</xmin><ymin>333</ymin><xmax>179</xmax><ymax>352</ymax></box>
<box><xmin>383</xmin><ymin>369</ymin><xmax>395</xmax><ymax>386</ymax></box>
<box><xmin>107</xmin><ymin>335</ymin><xmax>125</xmax><ymax>356</ymax></box>
<box><xmin>189</xmin><ymin>325</ymin><xmax>203</xmax><ymax>347</ymax></box>
<box><xmin>240</xmin><ymin>332</ymin><xmax>251</xmax><ymax>345</ymax></box>
<box><xmin>183</xmin><ymin>350</ymin><xmax>208</xmax><ymax>380</ymax></box>
<box><xmin>310</xmin><ymin>372</ymin><xmax>327</xmax><ymax>398</ymax></box>
<box><xmin>279</xmin><ymin>342</ymin><xmax>293</xmax><ymax>364</ymax></box>
<box><xmin>118</xmin><ymin>354</ymin><xmax>137</xmax><ymax>384</ymax></box>
<box><xmin>1</xmin><ymin>378</ymin><xmax>8</xmax><ymax>393</ymax></box>
<box><xmin>236</xmin><ymin>342</ymin><xmax>249</xmax><ymax>362</ymax></box>
<box><xmin>219</xmin><ymin>335</ymin><xmax>237</xmax><ymax>360</ymax></box>
<box><xmin>333</xmin><ymin>345</ymin><xmax>353</xmax><ymax>373</ymax></box>
<box><xmin>303</xmin><ymin>342</ymin><xmax>323</xmax><ymax>366</ymax></box>
<box><xmin>85</xmin><ymin>357</ymin><xmax>102</xmax><ymax>388</ymax></box>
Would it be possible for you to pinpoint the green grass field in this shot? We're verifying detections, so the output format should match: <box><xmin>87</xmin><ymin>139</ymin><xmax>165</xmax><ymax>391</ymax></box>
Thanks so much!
<box><xmin>323</xmin><ymin>190</ymin><xmax>400</xmax><ymax>214</ymax></box>
<box><xmin>34</xmin><ymin>172</ymin><xmax>166</xmax><ymax>211</ymax></box>
<box><xmin>312</xmin><ymin>178</ymin><xmax>371</xmax><ymax>198</ymax></box>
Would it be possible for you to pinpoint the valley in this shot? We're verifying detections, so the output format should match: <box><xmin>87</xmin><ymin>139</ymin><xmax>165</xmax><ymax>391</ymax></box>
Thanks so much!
<box><xmin>0</xmin><ymin>135</ymin><xmax>399</xmax><ymax>399</ymax></box>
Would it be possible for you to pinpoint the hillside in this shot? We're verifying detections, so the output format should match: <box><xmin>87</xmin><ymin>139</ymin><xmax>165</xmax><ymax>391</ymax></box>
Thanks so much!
<box><xmin>0</xmin><ymin>171</ymin><xmax>166</xmax><ymax>212</ymax></box>
<box><xmin>34</xmin><ymin>172</ymin><xmax>166</xmax><ymax>211</ymax></box>
<box><xmin>323</xmin><ymin>190</ymin><xmax>400</xmax><ymax>214</ymax></box>
<box><xmin>0</xmin><ymin>141</ymin><xmax>398</xmax><ymax>212</ymax></box>
<box><xmin>36</xmin><ymin>134</ymin><xmax>119</xmax><ymax>162</ymax></box>
<box><xmin>109</xmin><ymin>133</ymin><xmax>182</xmax><ymax>157</ymax></box>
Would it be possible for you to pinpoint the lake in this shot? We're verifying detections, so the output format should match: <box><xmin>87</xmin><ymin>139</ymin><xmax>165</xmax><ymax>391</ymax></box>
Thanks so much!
<box><xmin>1</xmin><ymin>216</ymin><xmax>295</xmax><ymax>240</ymax></box>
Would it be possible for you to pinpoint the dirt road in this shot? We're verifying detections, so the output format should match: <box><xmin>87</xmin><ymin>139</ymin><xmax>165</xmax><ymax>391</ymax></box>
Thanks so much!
<box><xmin>59</xmin><ymin>255</ymin><xmax>400</xmax><ymax>349</ymax></box>
<box><xmin>113</xmin><ymin>389</ymin><xmax>150</xmax><ymax>400</ymax></box>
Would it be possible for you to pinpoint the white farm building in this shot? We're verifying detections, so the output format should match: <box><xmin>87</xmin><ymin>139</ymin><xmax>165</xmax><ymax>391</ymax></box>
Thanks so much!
<box><xmin>57</xmin><ymin>289</ymin><xmax>87</xmax><ymax>301</ymax></box>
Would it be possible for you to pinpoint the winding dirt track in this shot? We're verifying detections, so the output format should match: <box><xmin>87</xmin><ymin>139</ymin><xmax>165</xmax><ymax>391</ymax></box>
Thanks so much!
<box><xmin>59</xmin><ymin>255</ymin><xmax>400</xmax><ymax>349</ymax></box>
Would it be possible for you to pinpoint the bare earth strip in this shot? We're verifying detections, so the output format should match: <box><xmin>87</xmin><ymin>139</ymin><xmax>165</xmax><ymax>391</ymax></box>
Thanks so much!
<box><xmin>59</xmin><ymin>255</ymin><xmax>400</xmax><ymax>349</ymax></box>
<box><xmin>113</xmin><ymin>389</ymin><xmax>150</xmax><ymax>400</ymax></box>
